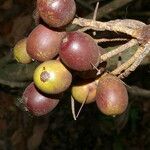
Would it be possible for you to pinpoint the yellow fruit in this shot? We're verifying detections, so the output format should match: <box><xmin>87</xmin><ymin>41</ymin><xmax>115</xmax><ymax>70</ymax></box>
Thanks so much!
<box><xmin>71</xmin><ymin>79</ymin><xmax>97</xmax><ymax>104</ymax></box>
<box><xmin>95</xmin><ymin>76</ymin><xmax>101</xmax><ymax>85</ymax></box>
<box><xmin>33</xmin><ymin>60</ymin><xmax>72</xmax><ymax>94</ymax></box>
<box><xmin>13</xmin><ymin>38</ymin><xmax>32</xmax><ymax>64</ymax></box>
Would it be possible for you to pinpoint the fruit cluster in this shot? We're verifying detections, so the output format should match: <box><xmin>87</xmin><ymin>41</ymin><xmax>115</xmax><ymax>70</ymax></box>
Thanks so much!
<box><xmin>13</xmin><ymin>0</ymin><xmax>128</xmax><ymax>117</ymax></box>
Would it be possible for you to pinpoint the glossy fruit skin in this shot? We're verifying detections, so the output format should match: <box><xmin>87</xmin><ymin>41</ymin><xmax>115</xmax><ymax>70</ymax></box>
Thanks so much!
<box><xmin>33</xmin><ymin>60</ymin><xmax>72</xmax><ymax>94</ymax></box>
<box><xmin>96</xmin><ymin>74</ymin><xmax>128</xmax><ymax>116</ymax></box>
<box><xmin>72</xmin><ymin>79</ymin><xmax>97</xmax><ymax>104</ymax></box>
<box><xmin>22</xmin><ymin>82</ymin><xmax>59</xmax><ymax>116</ymax></box>
<box><xmin>27</xmin><ymin>24</ymin><xmax>65</xmax><ymax>62</ymax></box>
<box><xmin>59</xmin><ymin>31</ymin><xmax>100</xmax><ymax>71</ymax></box>
<box><xmin>13</xmin><ymin>38</ymin><xmax>32</xmax><ymax>64</ymax></box>
<box><xmin>76</xmin><ymin>46</ymin><xmax>107</xmax><ymax>79</ymax></box>
<box><xmin>37</xmin><ymin>0</ymin><xmax>76</xmax><ymax>27</ymax></box>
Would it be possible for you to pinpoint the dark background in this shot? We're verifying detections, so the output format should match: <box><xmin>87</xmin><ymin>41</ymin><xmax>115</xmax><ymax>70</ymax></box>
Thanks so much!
<box><xmin>0</xmin><ymin>0</ymin><xmax>150</xmax><ymax>150</ymax></box>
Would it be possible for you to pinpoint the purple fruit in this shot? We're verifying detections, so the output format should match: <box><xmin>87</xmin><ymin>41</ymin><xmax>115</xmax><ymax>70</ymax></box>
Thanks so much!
<box><xmin>96</xmin><ymin>74</ymin><xmax>128</xmax><ymax>116</ymax></box>
<box><xmin>59</xmin><ymin>31</ymin><xmax>100</xmax><ymax>71</ymax></box>
<box><xmin>37</xmin><ymin>0</ymin><xmax>76</xmax><ymax>27</ymax></box>
<box><xmin>22</xmin><ymin>82</ymin><xmax>59</xmax><ymax>116</ymax></box>
<box><xmin>27</xmin><ymin>24</ymin><xmax>65</xmax><ymax>62</ymax></box>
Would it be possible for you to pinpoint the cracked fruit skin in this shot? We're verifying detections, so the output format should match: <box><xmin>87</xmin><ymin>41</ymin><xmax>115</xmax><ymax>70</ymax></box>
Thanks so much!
<box><xmin>59</xmin><ymin>31</ymin><xmax>100</xmax><ymax>71</ymax></box>
<box><xmin>33</xmin><ymin>60</ymin><xmax>72</xmax><ymax>94</ymax></box>
<box><xmin>96</xmin><ymin>74</ymin><xmax>128</xmax><ymax>116</ymax></box>
<box><xmin>71</xmin><ymin>79</ymin><xmax>97</xmax><ymax>104</ymax></box>
<box><xmin>27</xmin><ymin>24</ymin><xmax>65</xmax><ymax>62</ymax></box>
<box><xmin>13</xmin><ymin>38</ymin><xmax>32</xmax><ymax>64</ymax></box>
<box><xmin>37</xmin><ymin>0</ymin><xmax>76</xmax><ymax>27</ymax></box>
<box><xmin>22</xmin><ymin>82</ymin><xmax>59</xmax><ymax>116</ymax></box>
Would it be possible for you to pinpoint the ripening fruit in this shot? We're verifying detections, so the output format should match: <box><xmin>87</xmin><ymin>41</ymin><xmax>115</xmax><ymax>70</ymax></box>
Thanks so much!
<box><xmin>33</xmin><ymin>60</ymin><xmax>72</xmax><ymax>94</ymax></box>
<box><xmin>27</xmin><ymin>24</ymin><xmax>66</xmax><ymax>62</ymax></box>
<box><xmin>59</xmin><ymin>31</ymin><xmax>100</xmax><ymax>71</ymax></box>
<box><xmin>37</xmin><ymin>0</ymin><xmax>76</xmax><ymax>27</ymax></box>
<box><xmin>96</xmin><ymin>74</ymin><xmax>128</xmax><ymax>116</ymax></box>
<box><xmin>22</xmin><ymin>82</ymin><xmax>59</xmax><ymax>116</ymax></box>
<box><xmin>71</xmin><ymin>79</ymin><xmax>97</xmax><ymax>104</ymax></box>
<box><xmin>13</xmin><ymin>38</ymin><xmax>32</xmax><ymax>64</ymax></box>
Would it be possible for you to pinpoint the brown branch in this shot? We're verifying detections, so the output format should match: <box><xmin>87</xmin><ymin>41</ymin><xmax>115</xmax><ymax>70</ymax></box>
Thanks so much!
<box><xmin>112</xmin><ymin>19</ymin><xmax>146</xmax><ymax>29</ymax></box>
<box><xmin>95</xmin><ymin>38</ymin><xmax>128</xmax><ymax>43</ymax></box>
<box><xmin>67</xmin><ymin>0</ymin><xmax>135</xmax><ymax>31</ymax></box>
<box><xmin>76</xmin><ymin>18</ymin><xmax>146</xmax><ymax>35</ymax></box>
<box><xmin>73</xmin><ymin>18</ymin><xmax>138</xmax><ymax>37</ymax></box>
<box><xmin>111</xmin><ymin>46</ymin><xmax>144</xmax><ymax>77</ymax></box>
<box><xmin>118</xmin><ymin>43</ymin><xmax>150</xmax><ymax>78</ymax></box>
<box><xmin>100</xmin><ymin>39</ymin><xmax>138</xmax><ymax>62</ymax></box>
<box><xmin>73</xmin><ymin>17</ymin><xmax>149</xmax><ymax>78</ymax></box>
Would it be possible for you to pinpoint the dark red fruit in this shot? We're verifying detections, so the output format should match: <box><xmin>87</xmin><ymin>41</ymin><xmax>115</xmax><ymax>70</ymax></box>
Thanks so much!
<box><xmin>77</xmin><ymin>46</ymin><xmax>107</xmax><ymax>79</ymax></box>
<box><xmin>27</xmin><ymin>24</ymin><xmax>65</xmax><ymax>62</ymax></box>
<box><xmin>37</xmin><ymin>0</ymin><xmax>76</xmax><ymax>27</ymax></box>
<box><xmin>59</xmin><ymin>31</ymin><xmax>100</xmax><ymax>71</ymax></box>
<box><xmin>22</xmin><ymin>82</ymin><xmax>59</xmax><ymax>116</ymax></box>
<box><xmin>96</xmin><ymin>74</ymin><xmax>128</xmax><ymax>116</ymax></box>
